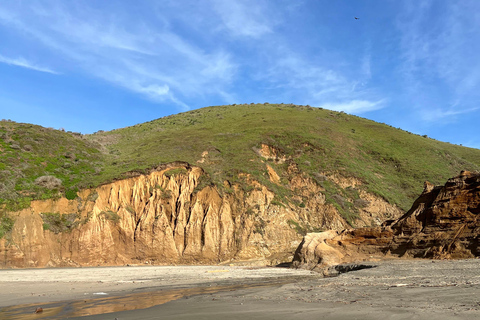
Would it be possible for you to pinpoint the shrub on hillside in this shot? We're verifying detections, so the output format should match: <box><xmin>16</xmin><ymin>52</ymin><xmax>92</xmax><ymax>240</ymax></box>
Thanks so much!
<box><xmin>331</xmin><ymin>194</ymin><xmax>346</xmax><ymax>209</ymax></box>
<box><xmin>41</xmin><ymin>212</ymin><xmax>79</xmax><ymax>233</ymax></box>
<box><xmin>0</xmin><ymin>214</ymin><xmax>15</xmax><ymax>239</ymax></box>
<box><xmin>100</xmin><ymin>210</ymin><xmax>121</xmax><ymax>223</ymax></box>
<box><xmin>35</xmin><ymin>175</ymin><xmax>62</xmax><ymax>189</ymax></box>
<box><xmin>22</xmin><ymin>144</ymin><xmax>33</xmax><ymax>152</ymax></box>
<box><xmin>354</xmin><ymin>198</ymin><xmax>370</xmax><ymax>208</ymax></box>
<box><xmin>65</xmin><ymin>188</ymin><xmax>78</xmax><ymax>200</ymax></box>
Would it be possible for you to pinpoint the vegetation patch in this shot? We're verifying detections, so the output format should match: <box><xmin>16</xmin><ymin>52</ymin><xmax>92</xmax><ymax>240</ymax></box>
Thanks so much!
<box><xmin>125</xmin><ymin>205</ymin><xmax>135</xmax><ymax>215</ymax></box>
<box><xmin>34</xmin><ymin>175</ymin><xmax>62</xmax><ymax>189</ymax></box>
<box><xmin>354</xmin><ymin>198</ymin><xmax>370</xmax><ymax>208</ymax></box>
<box><xmin>2</xmin><ymin>197</ymin><xmax>32</xmax><ymax>212</ymax></box>
<box><xmin>160</xmin><ymin>189</ymin><xmax>172</xmax><ymax>200</ymax></box>
<box><xmin>193</xmin><ymin>173</ymin><xmax>213</xmax><ymax>193</ymax></box>
<box><xmin>0</xmin><ymin>214</ymin><xmax>15</xmax><ymax>239</ymax></box>
<box><xmin>253</xmin><ymin>217</ymin><xmax>267</xmax><ymax>236</ymax></box>
<box><xmin>41</xmin><ymin>212</ymin><xmax>79</xmax><ymax>233</ymax></box>
<box><xmin>287</xmin><ymin>219</ymin><xmax>323</xmax><ymax>236</ymax></box>
<box><xmin>325</xmin><ymin>193</ymin><xmax>359</xmax><ymax>227</ymax></box>
<box><xmin>0</xmin><ymin>120</ymin><xmax>103</xmax><ymax>208</ymax></box>
<box><xmin>164</xmin><ymin>167</ymin><xmax>188</xmax><ymax>178</ymax></box>
<box><xmin>86</xmin><ymin>191</ymin><xmax>99</xmax><ymax>202</ymax></box>
<box><xmin>65</xmin><ymin>187</ymin><xmax>79</xmax><ymax>200</ymax></box>
<box><xmin>100</xmin><ymin>210</ymin><xmax>121</xmax><ymax>223</ymax></box>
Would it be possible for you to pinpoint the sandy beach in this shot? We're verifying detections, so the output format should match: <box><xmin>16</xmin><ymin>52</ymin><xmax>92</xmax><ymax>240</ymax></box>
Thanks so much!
<box><xmin>1</xmin><ymin>259</ymin><xmax>479</xmax><ymax>319</ymax></box>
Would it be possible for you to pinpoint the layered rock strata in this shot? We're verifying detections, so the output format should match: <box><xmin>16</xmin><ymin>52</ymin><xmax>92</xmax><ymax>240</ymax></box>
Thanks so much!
<box><xmin>293</xmin><ymin>171</ymin><xmax>480</xmax><ymax>272</ymax></box>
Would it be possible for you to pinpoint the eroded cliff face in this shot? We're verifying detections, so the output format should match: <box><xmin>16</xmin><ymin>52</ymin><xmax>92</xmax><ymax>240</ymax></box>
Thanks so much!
<box><xmin>0</xmin><ymin>163</ymin><xmax>401</xmax><ymax>268</ymax></box>
<box><xmin>293</xmin><ymin>171</ymin><xmax>480</xmax><ymax>273</ymax></box>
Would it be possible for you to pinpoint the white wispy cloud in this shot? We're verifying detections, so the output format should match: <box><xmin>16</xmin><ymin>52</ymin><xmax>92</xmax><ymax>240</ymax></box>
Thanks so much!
<box><xmin>264</xmin><ymin>54</ymin><xmax>343</xmax><ymax>90</ymax></box>
<box><xmin>361</xmin><ymin>53</ymin><xmax>371</xmax><ymax>81</ymax></box>
<box><xmin>0</xmin><ymin>54</ymin><xmax>59</xmax><ymax>74</ymax></box>
<box><xmin>29</xmin><ymin>1</ymin><xmax>156</xmax><ymax>56</ymax></box>
<box><xmin>135</xmin><ymin>84</ymin><xmax>170</xmax><ymax>99</ymax></box>
<box><xmin>0</xmin><ymin>1</ymin><xmax>386</xmax><ymax>116</ymax></box>
<box><xmin>211</xmin><ymin>0</ymin><xmax>274</xmax><ymax>38</ymax></box>
<box><xmin>397</xmin><ymin>1</ymin><xmax>480</xmax><ymax>122</ymax></box>
<box><xmin>253</xmin><ymin>41</ymin><xmax>384</xmax><ymax>112</ymax></box>
<box><xmin>420</xmin><ymin>104</ymin><xmax>480</xmax><ymax>122</ymax></box>
<box><xmin>0</xmin><ymin>1</ymin><xmax>239</xmax><ymax>110</ymax></box>
<box><xmin>318</xmin><ymin>99</ymin><xmax>385</xmax><ymax>114</ymax></box>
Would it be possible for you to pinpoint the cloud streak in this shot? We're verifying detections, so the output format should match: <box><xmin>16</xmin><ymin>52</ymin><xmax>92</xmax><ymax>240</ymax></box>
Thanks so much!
<box><xmin>0</xmin><ymin>54</ymin><xmax>59</xmax><ymax>74</ymax></box>
<box><xmin>251</xmin><ymin>40</ymin><xmax>384</xmax><ymax>115</ymax></box>
<box><xmin>0</xmin><ymin>1</ymin><xmax>240</xmax><ymax>110</ymax></box>
<box><xmin>0</xmin><ymin>1</ymin><xmax>387</xmax><ymax>116</ymax></box>
<box><xmin>420</xmin><ymin>105</ymin><xmax>480</xmax><ymax>122</ymax></box>
<box><xmin>397</xmin><ymin>1</ymin><xmax>480</xmax><ymax>122</ymax></box>
<box><xmin>319</xmin><ymin>99</ymin><xmax>385</xmax><ymax>114</ymax></box>
<box><xmin>211</xmin><ymin>0</ymin><xmax>274</xmax><ymax>38</ymax></box>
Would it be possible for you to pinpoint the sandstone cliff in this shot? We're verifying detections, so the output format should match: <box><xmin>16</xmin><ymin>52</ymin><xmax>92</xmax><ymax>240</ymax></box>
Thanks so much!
<box><xmin>293</xmin><ymin>171</ymin><xmax>480</xmax><ymax>272</ymax></box>
<box><xmin>0</xmin><ymin>163</ymin><xmax>401</xmax><ymax>268</ymax></box>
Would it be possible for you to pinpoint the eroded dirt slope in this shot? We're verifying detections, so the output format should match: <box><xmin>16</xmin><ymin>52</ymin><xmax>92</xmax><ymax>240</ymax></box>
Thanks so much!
<box><xmin>0</xmin><ymin>163</ymin><xmax>400</xmax><ymax>268</ymax></box>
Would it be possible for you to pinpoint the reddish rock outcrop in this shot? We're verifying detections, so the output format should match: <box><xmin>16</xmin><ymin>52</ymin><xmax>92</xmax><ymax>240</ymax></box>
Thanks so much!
<box><xmin>293</xmin><ymin>171</ymin><xmax>480</xmax><ymax>272</ymax></box>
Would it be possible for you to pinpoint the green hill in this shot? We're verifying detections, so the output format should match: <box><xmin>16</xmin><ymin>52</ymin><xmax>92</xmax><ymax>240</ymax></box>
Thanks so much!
<box><xmin>0</xmin><ymin>121</ymin><xmax>103</xmax><ymax>210</ymax></box>
<box><xmin>1</xmin><ymin>103</ymin><xmax>480</xmax><ymax>214</ymax></box>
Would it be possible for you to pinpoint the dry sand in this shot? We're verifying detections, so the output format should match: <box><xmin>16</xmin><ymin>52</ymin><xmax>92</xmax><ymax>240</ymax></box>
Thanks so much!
<box><xmin>1</xmin><ymin>259</ymin><xmax>480</xmax><ymax>319</ymax></box>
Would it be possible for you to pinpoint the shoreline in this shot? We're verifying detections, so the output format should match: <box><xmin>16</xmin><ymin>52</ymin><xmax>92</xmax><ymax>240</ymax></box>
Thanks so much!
<box><xmin>1</xmin><ymin>259</ymin><xmax>480</xmax><ymax>319</ymax></box>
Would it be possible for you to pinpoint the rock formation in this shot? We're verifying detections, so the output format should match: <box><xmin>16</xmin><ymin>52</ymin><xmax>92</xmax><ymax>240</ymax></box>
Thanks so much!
<box><xmin>293</xmin><ymin>171</ymin><xmax>480</xmax><ymax>272</ymax></box>
<box><xmin>0</xmin><ymin>163</ymin><xmax>400</xmax><ymax>268</ymax></box>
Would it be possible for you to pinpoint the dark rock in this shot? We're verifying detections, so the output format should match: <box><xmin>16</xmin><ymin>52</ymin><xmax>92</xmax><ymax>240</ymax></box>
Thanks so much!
<box><xmin>323</xmin><ymin>263</ymin><xmax>376</xmax><ymax>277</ymax></box>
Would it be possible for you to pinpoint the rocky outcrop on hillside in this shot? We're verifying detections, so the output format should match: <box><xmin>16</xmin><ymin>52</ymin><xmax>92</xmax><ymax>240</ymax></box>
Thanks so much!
<box><xmin>0</xmin><ymin>163</ymin><xmax>400</xmax><ymax>268</ymax></box>
<box><xmin>293</xmin><ymin>171</ymin><xmax>480</xmax><ymax>272</ymax></box>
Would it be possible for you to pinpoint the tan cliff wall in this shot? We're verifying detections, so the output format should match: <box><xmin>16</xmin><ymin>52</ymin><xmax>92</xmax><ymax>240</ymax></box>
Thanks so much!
<box><xmin>0</xmin><ymin>164</ymin><xmax>402</xmax><ymax>268</ymax></box>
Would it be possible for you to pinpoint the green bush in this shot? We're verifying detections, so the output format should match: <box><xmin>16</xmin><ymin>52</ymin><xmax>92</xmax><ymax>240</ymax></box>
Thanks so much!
<box><xmin>125</xmin><ymin>205</ymin><xmax>135</xmax><ymax>215</ymax></box>
<box><xmin>287</xmin><ymin>219</ymin><xmax>324</xmax><ymax>236</ymax></box>
<box><xmin>164</xmin><ymin>168</ymin><xmax>188</xmax><ymax>178</ymax></box>
<box><xmin>0</xmin><ymin>214</ymin><xmax>15</xmax><ymax>239</ymax></box>
<box><xmin>65</xmin><ymin>188</ymin><xmax>78</xmax><ymax>200</ymax></box>
<box><xmin>2</xmin><ymin>197</ymin><xmax>32</xmax><ymax>212</ymax></box>
<box><xmin>34</xmin><ymin>175</ymin><xmax>62</xmax><ymax>189</ymax></box>
<box><xmin>253</xmin><ymin>218</ymin><xmax>267</xmax><ymax>236</ymax></box>
<box><xmin>100</xmin><ymin>210</ymin><xmax>121</xmax><ymax>223</ymax></box>
<box><xmin>354</xmin><ymin>198</ymin><xmax>370</xmax><ymax>208</ymax></box>
<box><xmin>41</xmin><ymin>212</ymin><xmax>79</xmax><ymax>233</ymax></box>
<box><xmin>160</xmin><ymin>189</ymin><xmax>172</xmax><ymax>200</ymax></box>
<box><xmin>86</xmin><ymin>192</ymin><xmax>99</xmax><ymax>202</ymax></box>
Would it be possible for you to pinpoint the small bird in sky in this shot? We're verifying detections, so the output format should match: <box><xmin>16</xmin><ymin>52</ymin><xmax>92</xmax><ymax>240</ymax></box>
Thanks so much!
<box><xmin>354</xmin><ymin>17</ymin><xmax>359</xmax><ymax>20</ymax></box>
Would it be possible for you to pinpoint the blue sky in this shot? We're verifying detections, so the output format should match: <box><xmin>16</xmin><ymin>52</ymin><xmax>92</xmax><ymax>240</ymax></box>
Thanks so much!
<box><xmin>0</xmin><ymin>1</ymin><xmax>479</xmax><ymax>148</ymax></box>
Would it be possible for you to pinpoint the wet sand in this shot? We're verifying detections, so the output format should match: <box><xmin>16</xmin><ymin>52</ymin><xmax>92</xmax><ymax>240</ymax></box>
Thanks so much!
<box><xmin>1</xmin><ymin>259</ymin><xmax>480</xmax><ymax>319</ymax></box>
<box><xmin>0</xmin><ymin>265</ymin><xmax>317</xmax><ymax>319</ymax></box>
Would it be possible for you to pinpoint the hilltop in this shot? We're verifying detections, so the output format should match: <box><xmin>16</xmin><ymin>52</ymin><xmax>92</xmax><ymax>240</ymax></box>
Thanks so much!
<box><xmin>2</xmin><ymin>104</ymin><xmax>480</xmax><ymax>211</ymax></box>
<box><xmin>2</xmin><ymin>103</ymin><xmax>480</xmax><ymax>213</ymax></box>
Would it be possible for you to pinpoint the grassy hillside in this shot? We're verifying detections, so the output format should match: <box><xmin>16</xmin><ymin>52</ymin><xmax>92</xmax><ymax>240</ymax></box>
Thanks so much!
<box><xmin>1</xmin><ymin>104</ymin><xmax>480</xmax><ymax>213</ymax></box>
<box><xmin>0</xmin><ymin>121</ymin><xmax>104</xmax><ymax>210</ymax></box>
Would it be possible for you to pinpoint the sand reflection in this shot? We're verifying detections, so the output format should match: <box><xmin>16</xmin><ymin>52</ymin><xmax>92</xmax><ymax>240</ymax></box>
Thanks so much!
<box><xmin>1</xmin><ymin>281</ymin><xmax>285</xmax><ymax>319</ymax></box>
